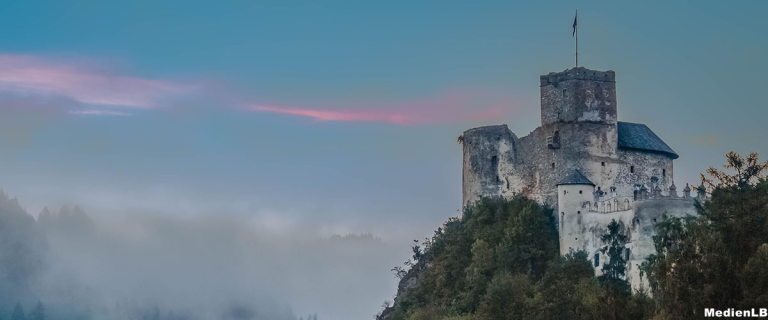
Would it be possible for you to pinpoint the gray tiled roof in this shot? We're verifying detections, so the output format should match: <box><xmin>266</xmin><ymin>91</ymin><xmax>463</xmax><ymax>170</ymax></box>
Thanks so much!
<box><xmin>617</xmin><ymin>122</ymin><xmax>679</xmax><ymax>159</ymax></box>
<box><xmin>557</xmin><ymin>170</ymin><xmax>595</xmax><ymax>186</ymax></box>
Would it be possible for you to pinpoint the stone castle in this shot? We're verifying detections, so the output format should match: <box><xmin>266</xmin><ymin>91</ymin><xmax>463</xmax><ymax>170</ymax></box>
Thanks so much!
<box><xmin>458</xmin><ymin>67</ymin><xmax>702</xmax><ymax>289</ymax></box>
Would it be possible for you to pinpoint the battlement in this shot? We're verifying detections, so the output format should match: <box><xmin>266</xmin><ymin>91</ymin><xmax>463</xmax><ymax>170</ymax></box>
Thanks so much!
<box><xmin>539</xmin><ymin>67</ymin><xmax>615</xmax><ymax>87</ymax></box>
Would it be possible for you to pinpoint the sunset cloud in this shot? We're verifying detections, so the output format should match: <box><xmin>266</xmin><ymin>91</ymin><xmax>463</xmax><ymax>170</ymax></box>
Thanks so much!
<box><xmin>0</xmin><ymin>54</ymin><xmax>193</xmax><ymax>109</ymax></box>
<box><xmin>0</xmin><ymin>53</ymin><xmax>520</xmax><ymax>124</ymax></box>
<box><xmin>68</xmin><ymin>109</ymin><xmax>132</xmax><ymax>116</ymax></box>
<box><xmin>245</xmin><ymin>90</ymin><xmax>517</xmax><ymax>125</ymax></box>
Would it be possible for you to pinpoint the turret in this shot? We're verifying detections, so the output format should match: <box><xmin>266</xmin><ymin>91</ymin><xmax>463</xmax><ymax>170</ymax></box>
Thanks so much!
<box><xmin>669</xmin><ymin>182</ymin><xmax>678</xmax><ymax>198</ymax></box>
<box><xmin>557</xmin><ymin>170</ymin><xmax>595</xmax><ymax>255</ymax></box>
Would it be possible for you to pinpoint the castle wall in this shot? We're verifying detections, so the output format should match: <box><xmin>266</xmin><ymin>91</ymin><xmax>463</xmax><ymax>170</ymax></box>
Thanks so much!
<box><xmin>626</xmin><ymin>198</ymin><xmax>698</xmax><ymax>289</ymax></box>
<box><xmin>568</xmin><ymin>208</ymin><xmax>635</xmax><ymax>276</ymax></box>
<box><xmin>615</xmin><ymin>149</ymin><xmax>674</xmax><ymax>196</ymax></box>
<box><xmin>461</xmin><ymin>123</ymin><xmax>675</xmax><ymax>211</ymax></box>
<box><xmin>558</xmin><ymin>183</ymin><xmax>596</xmax><ymax>256</ymax></box>
<box><xmin>493</xmin><ymin>121</ymin><xmax>618</xmax><ymax>207</ymax></box>
<box><xmin>558</xmin><ymin>196</ymin><xmax>698</xmax><ymax>288</ymax></box>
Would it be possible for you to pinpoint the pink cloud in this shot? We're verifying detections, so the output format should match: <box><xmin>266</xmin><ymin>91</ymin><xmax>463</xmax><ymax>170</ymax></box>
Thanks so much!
<box><xmin>0</xmin><ymin>53</ymin><xmax>520</xmax><ymax>124</ymax></box>
<box><xmin>68</xmin><ymin>109</ymin><xmax>132</xmax><ymax>116</ymax></box>
<box><xmin>245</xmin><ymin>90</ymin><xmax>518</xmax><ymax>125</ymax></box>
<box><xmin>0</xmin><ymin>54</ymin><xmax>193</xmax><ymax>109</ymax></box>
<box><xmin>248</xmin><ymin>105</ymin><xmax>413</xmax><ymax>124</ymax></box>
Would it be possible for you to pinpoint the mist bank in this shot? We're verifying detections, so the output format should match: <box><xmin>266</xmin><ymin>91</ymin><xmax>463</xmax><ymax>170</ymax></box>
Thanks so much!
<box><xmin>0</xmin><ymin>189</ymin><xmax>407</xmax><ymax>320</ymax></box>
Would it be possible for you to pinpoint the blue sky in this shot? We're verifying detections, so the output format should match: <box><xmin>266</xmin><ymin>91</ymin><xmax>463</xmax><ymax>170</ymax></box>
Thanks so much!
<box><xmin>0</xmin><ymin>0</ymin><xmax>766</xmax><ymax>241</ymax></box>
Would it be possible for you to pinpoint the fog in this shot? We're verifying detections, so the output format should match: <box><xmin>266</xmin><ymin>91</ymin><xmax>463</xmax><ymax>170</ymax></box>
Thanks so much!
<box><xmin>0</xmin><ymin>190</ymin><xmax>411</xmax><ymax>320</ymax></box>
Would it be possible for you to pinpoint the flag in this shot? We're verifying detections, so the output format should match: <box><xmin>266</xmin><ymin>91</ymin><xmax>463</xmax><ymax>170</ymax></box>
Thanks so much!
<box><xmin>572</xmin><ymin>14</ymin><xmax>577</xmax><ymax>37</ymax></box>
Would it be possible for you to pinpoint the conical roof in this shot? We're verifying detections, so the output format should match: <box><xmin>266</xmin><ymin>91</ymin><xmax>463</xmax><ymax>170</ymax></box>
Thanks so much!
<box><xmin>556</xmin><ymin>170</ymin><xmax>595</xmax><ymax>186</ymax></box>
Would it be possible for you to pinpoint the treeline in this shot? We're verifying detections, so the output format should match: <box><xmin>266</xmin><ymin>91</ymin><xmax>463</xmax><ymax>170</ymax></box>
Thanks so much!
<box><xmin>0</xmin><ymin>192</ymin><xmax>314</xmax><ymax>320</ymax></box>
<box><xmin>378</xmin><ymin>151</ymin><xmax>768</xmax><ymax>320</ymax></box>
<box><xmin>8</xmin><ymin>302</ymin><xmax>46</xmax><ymax>320</ymax></box>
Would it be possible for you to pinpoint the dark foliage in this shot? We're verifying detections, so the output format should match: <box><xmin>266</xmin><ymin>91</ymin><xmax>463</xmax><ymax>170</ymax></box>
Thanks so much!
<box><xmin>642</xmin><ymin>151</ymin><xmax>768</xmax><ymax>319</ymax></box>
<box><xmin>381</xmin><ymin>196</ymin><xmax>651</xmax><ymax>320</ymax></box>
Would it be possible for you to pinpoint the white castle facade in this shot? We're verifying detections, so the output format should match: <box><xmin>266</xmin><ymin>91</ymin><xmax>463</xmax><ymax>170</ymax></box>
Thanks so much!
<box><xmin>458</xmin><ymin>67</ymin><xmax>702</xmax><ymax>289</ymax></box>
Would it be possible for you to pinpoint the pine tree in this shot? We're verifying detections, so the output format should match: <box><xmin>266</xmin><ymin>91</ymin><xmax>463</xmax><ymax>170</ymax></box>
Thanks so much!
<box><xmin>11</xmin><ymin>303</ymin><xmax>25</xmax><ymax>320</ymax></box>
<box><xmin>599</xmin><ymin>219</ymin><xmax>628</xmax><ymax>283</ymax></box>
<box><xmin>29</xmin><ymin>301</ymin><xmax>44</xmax><ymax>320</ymax></box>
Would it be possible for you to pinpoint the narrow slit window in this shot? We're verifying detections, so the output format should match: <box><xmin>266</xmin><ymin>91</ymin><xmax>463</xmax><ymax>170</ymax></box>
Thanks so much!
<box><xmin>630</xmin><ymin>166</ymin><xmax>635</xmax><ymax>173</ymax></box>
<box><xmin>594</xmin><ymin>254</ymin><xmax>600</xmax><ymax>267</ymax></box>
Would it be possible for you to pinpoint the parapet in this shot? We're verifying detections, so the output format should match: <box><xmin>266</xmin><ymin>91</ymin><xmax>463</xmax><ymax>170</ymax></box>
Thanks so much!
<box><xmin>540</xmin><ymin>67</ymin><xmax>615</xmax><ymax>87</ymax></box>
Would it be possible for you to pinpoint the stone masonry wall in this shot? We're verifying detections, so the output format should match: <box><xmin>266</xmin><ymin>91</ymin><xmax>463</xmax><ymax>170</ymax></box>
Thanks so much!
<box><xmin>540</xmin><ymin>67</ymin><xmax>617</xmax><ymax>126</ymax></box>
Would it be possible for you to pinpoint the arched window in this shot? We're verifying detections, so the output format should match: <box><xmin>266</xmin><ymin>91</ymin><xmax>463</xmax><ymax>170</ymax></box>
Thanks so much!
<box><xmin>553</xmin><ymin>131</ymin><xmax>560</xmax><ymax>144</ymax></box>
<box><xmin>613</xmin><ymin>199</ymin><xmax>619</xmax><ymax>211</ymax></box>
<box><xmin>624</xmin><ymin>199</ymin><xmax>631</xmax><ymax>210</ymax></box>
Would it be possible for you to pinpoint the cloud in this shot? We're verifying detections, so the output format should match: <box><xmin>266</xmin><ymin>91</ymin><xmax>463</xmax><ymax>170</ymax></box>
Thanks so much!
<box><xmin>245</xmin><ymin>90</ymin><xmax>518</xmax><ymax>125</ymax></box>
<box><xmin>0</xmin><ymin>54</ymin><xmax>193</xmax><ymax>109</ymax></box>
<box><xmin>0</xmin><ymin>53</ymin><xmax>520</xmax><ymax>125</ymax></box>
<box><xmin>68</xmin><ymin>109</ymin><xmax>132</xmax><ymax>116</ymax></box>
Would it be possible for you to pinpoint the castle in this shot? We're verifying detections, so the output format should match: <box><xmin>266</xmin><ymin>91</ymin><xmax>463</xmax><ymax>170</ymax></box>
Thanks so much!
<box><xmin>458</xmin><ymin>67</ymin><xmax>701</xmax><ymax>289</ymax></box>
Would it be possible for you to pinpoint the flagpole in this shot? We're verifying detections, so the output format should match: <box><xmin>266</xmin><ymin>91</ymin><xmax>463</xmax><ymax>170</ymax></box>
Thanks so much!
<box><xmin>575</xmin><ymin>9</ymin><xmax>578</xmax><ymax>67</ymax></box>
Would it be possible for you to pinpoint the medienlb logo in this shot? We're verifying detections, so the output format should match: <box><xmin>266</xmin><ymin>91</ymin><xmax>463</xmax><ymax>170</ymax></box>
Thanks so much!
<box><xmin>705</xmin><ymin>308</ymin><xmax>768</xmax><ymax>317</ymax></box>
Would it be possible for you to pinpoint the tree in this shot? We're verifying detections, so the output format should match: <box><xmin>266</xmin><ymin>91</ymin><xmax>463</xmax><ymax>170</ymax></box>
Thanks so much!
<box><xmin>466</xmin><ymin>239</ymin><xmax>494</xmax><ymax>287</ymax></box>
<box><xmin>11</xmin><ymin>303</ymin><xmax>25</xmax><ymax>320</ymax></box>
<box><xmin>642</xmin><ymin>151</ymin><xmax>768</xmax><ymax>318</ymax></box>
<box><xmin>596</xmin><ymin>219</ymin><xmax>633</xmax><ymax>320</ymax></box>
<box><xmin>475</xmin><ymin>273</ymin><xmax>536</xmax><ymax>320</ymax></box>
<box><xmin>535</xmin><ymin>250</ymin><xmax>601</xmax><ymax>319</ymax></box>
<box><xmin>599</xmin><ymin>219</ymin><xmax>628</xmax><ymax>283</ymax></box>
<box><xmin>741</xmin><ymin>244</ymin><xmax>768</xmax><ymax>308</ymax></box>
<box><xmin>29</xmin><ymin>301</ymin><xmax>44</xmax><ymax>320</ymax></box>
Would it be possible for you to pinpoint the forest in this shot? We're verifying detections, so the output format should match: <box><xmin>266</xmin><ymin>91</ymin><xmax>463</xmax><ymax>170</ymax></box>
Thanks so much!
<box><xmin>0</xmin><ymin>189</ymin><xmax>400</xmax><ymax>319</ymax></box>
<box><xmin>378</xmin><ymin>151</ymin><xmax>768</xmax><ymax>320</ymax></box>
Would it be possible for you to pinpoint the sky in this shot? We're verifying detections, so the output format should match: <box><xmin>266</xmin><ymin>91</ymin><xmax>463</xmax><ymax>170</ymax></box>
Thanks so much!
<box><xmin>0</xmin><ymin>1</ymin><xmax>766</xmax><ymax>316</ymax></box>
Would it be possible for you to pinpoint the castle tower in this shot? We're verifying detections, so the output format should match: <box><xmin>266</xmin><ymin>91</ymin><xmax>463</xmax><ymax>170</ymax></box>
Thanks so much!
<box><xmin>460</xmin><ymin>125</ymin><xmax>517</xmax><ymax>207</ymax></box>
<box><xmin>540</xmin><ymin>67</ymin><xmax>617</xmax><ymax>126</ymax></box>
<box><xmin>537</xmin><ymin>67</ymin><xmax>620</xmax><ymax>205</ymax></box>
<box><xmin>557</xmin><ymin>170</ymin><xmax>595</xmax><ymax>255</ymax></box>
